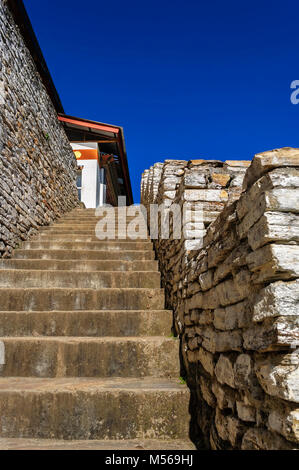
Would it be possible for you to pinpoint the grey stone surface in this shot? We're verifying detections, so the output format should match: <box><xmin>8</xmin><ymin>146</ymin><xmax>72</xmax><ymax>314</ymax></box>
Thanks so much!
<box><xmin>141</xmin><ymin>147</ymin><xmax>299</xmax><ymax>449</ymax></box>
<box><xmin>0</xmin><ymin>0</ymin><xmax>79</xmax><ymax>258</ymax></box>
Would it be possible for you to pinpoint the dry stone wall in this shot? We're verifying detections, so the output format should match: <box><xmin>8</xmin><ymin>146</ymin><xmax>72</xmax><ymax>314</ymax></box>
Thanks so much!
<box><xmin>141</xmin><ymin>147</ymin><xmax>299</xmax><ymax>450</ymax></box>
<box><xmin>0</xmin><ymin>0</ymin><xmax>79</xmax><ymax>257</ymax></box>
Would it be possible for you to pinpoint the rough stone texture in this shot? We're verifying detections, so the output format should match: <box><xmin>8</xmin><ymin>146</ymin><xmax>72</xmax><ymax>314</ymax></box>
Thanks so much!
<box><xmin>0</xmin><ymin>438</ymin><xmax>195</xmax><ymax>450</ymax></box>
<box><xmin>141</xmin><ymin>147</ymin><xmax>299</xmax><ymax>450</ymax></box>
<box><xmin>0</xmin><ymin>0</ymin><xmax>79</xmax><ymax>258</ymax></box>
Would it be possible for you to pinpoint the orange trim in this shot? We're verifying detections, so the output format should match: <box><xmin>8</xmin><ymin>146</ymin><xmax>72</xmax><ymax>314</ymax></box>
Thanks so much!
<box><xmin>58</xmin><ymin>116</ymin><xmax>119</xmax><ymax>134</ymax></box>
<box><xmin>73</xmin><ymin>149</ymin><xmax>98</xmax><ymax>160</ymax></box>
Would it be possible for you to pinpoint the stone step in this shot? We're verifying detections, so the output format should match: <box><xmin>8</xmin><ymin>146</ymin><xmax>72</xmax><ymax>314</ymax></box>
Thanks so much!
<box><xmin>51</xmin><ymin>215</ymin><xmax>147</xmax><ymax>225</ymax></box>
<box><xmin>41</xmin><ymin>227</ymin><xmax>150</xmax><ymax>235</ymax></box>
<box><xmin>40</xmin><ymin>227</ymin><xmax>150</xmax><ymax>236</ymax></box>
<box><xmin>68</xmin><ymin>209</ymin><xmax>143</xmax><ymax>215</ymax></box>
<box><xmin>21</xmin><ymin>241</ymin><xmax>153</xmax><ymax>251</ymax></box>
<box><xmin>54</xmin><ymin>219</ymin><xmax>146</xmax><ymax>226</ymax></box>
<box><xmin>0</xmin><ymin>336</ymin><xmax>180</xmax><ymax>378</ymax></box>
<box><xmin>0</xmin><ymin>438</ymin><xmax>195</xmax><ymax>450</ymax></box>
<box><xmin>55</xmin><ymin>220</ymin><xmax>147</xmax><ymax>226</ymax></box>
<box><xmin>0</xmin><ymin>288</ymin><xmax>165</xmax><ymax>311</ymax></box>
<box><xmin>36</xmin><ymin>234</ymin><xmax>150</xmax><ymax>242</ymax></box>
<box><xmin>59</xmin><ymin>215</ymin><xmax>146</xmax><ymax>222</ymax></box>
<box><xmin>0</xmin><ymin>259</ymin><xmax>158</xmax><ymax>272</ymax></box>
<box><xmin>13</xmin><ymin>249</ymin><xmax>155</xmax><ymax>261</ymax></box>
<box><xmin>0</xmin><ymin>377</ymin><xmax>189</xmax><ymax>440</ymax></box>
<box><xmin>0</xmin><ymin>310</ymin><xmax>173</xmax><ymax>337</ymax></box>
<box><xmin>43</xmin><ymin>222</ymin><xmax>149</xmax><ymax>228</ymax></box>
<box><xmin>0</xmin><ymin>207</ymin><xmax>190</xmax><ymax>446</ymax></box>
<box><xmin>69</xmin><ymin>208</ymin><xmax>144</xmax><ymax>213</ymax></box>
<box><xmin>49</xmin><ymin>221</ymin><xmax>148</xmax><ymax>227</ymax></box>
<box><xmin>0</xmin><ymin>270</ymin><xmax>161</xmax><ymax>289</ymax></box>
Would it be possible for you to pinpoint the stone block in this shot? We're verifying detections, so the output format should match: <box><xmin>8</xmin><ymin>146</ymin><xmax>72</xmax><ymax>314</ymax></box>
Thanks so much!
<box><xmin>198</xmin><ymin>347</ymin><xmax>215</xmax><ymax>376</ymax></box>
<box><xmin>215</xmin><ymin>408</ymin><xmax>245</xmax><ymax>446</ymax></box>
<box><xmin>252</xmin><ymin>279</ymin><xmax>299</xmax><ymax>322</ymax></box>
<box><xmin>241</xmin><ymin>428</ymin><xmax>295</xmax><ymax>450</ymax></box>
<box><xmin>248</xmin><ymin>212</ymin><xmax>299</xmax><ymax>250</ymax></box>
<box><xmin>215</xmin><ymin>355</ymin><xmax>235</xmax><ymax>388</ymax></box>
<box><xmin>183</xmin><ymin>171</ymin><xmax>206</xmax><ymax>188</ymax></box>
<box><xmin>197</xmin><ymin>309</ymin><xmax>213</xmax><ymax>325</ymax></box>
<box><xmin>242</xmin><ymin>147</ymin><xmax>299</xmax><ymax>191</ymax></box>
<box><xmin>233</xmin><ymin>354</ymin><xmax>253</xmax><ymax>389</ymax></box>
<box><xmin>238</xmin><ymin>189</ymin><xmax>299</xmax><ymax>240</ymax></box>
<box><xmin>225</xmin><ymin>160</ymin><xmax>251</xmax><ymax>168</ymax></box>
<box><xmin>216</xmin><ymin>277</ymin><xmax>248</xmax><ymax>307</ymax></box>
<box><xmin>243</xmin><ymin>316</ymin><xmax>299</xmax><ymax>351</ymax></box>
<box><xmin>207</xmin><ymin>231</ymin><xmax>237</xmax><ymax>268</ymax></box>
<box><xmin>199</xmin><ymin>376</ymin><xmax>216</xmax><ymax>407</ymax></box>
<box><xmin>212</xmin><ymin>380</ymin><xmax>236</xmax><ymax>410</ymax></box>
<box><xmin>211</xmin><ymin>173</ymin><xmax>231</xmax><ymax>187</ymax></box>
<box><xmin>237</xmin><ymin>167</ymin><xmax>299</xmax><ymax>220</ymax></box>
<box><xmin>268</xmin><ymin>408</ymin><xmax>299</xmax><ymax>443</ymax></box>
<box><xmin>214</xmin><ymin>307</ymin><xmax>237</xmax><ymax>331</ymax></box>
<box><xmin>184</xmin><ymin>189</ymin><xmax>228</xmax><ymax>203</ymax></box>
<box><xmin>255</xmin><ymin>352</ymin><xmax>299</xmax><ymax>403</ymax></box>
<box><xmin>247</xmin><ymin>244</ymin><xmax>299</xmax><ymax>283</ymax></box>
<box><xmin>213</xmin><ymin>242</ymin><xmax>250</xmax><ymax>284</ymax></box>
<box><xmin>198</xmin><ymin>270</ymin><xmax>214</xmax><ymax>291</ymax></box>
<box><xmin>236</xmin><ymin>401</ymin><xmax>256</xmax><ymax>422</ymax></box>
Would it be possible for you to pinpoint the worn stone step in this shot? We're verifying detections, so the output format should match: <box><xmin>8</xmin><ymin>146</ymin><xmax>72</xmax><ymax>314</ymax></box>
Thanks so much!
<box><xmin>0</xmin><ymin>259</ymin><xmax>158</xmax><ymax>272</ymax></box>
<box><xmin>21</xmin><ymin>241</ymin><xmax>153</xmax><ymax>251</ymax></box>
<box><xmin>0</xmin><ymin>288</ymin><xmax>165</xmax><ymax>311</ymax></box>
<box><xmin>41</xmin><ymin>227</ymin><xmax>150</xmax><ymax>235</ymax></box>
<box><xmin>60</xmin><ymin>213</ymin><xmax>144</xmax><ymax>217</ymax></box>
<box><xmin>0</xmin><ymin>336</ymin><xmax>180</xmax><ymax>378</ymax></box>
<box><xmin>69</xmin><ymin>208</ymin><xmax>144</xmax><ymax>213</ymax></box>
<box><xmin>40</xmin><ymin>228</ymin><xmax>150</xmax><ymax>237</ymax></box>
<box><xmin>36</xmin><ymin>234</ymin><xmax>150</xmax><ymax>242</ymax></box>
<box><xmin>50</xmin><ymin>221</ymin><xmax>148</xmax><ymax>227</ymax></box>
<box><xmin>67</xmin><ymin>209</ymin><xmax>143</xmax><ymax>215</ymax></box>
<box><xmin>55</xmin><ymin>221</ymin><xmax>147</xmax><ymax>228</ymax></box>
<box><xmin>0</xmin><ymin>270</ymin><xmax>161</xmax><ymax>289</ymax></box>
<box><xmin>59</xmin><ymin>215</ymin><xmax>146</xmax><ymax>222</ymax></box>
<box><xmin>0</xmin><ymin>437</ymin><xmax>195</xmax><ymax>450</ymax></box>
<box><xmin>53</xmin><ymin>216</ymin><xmax>146</xmax><ymax>221</ymax></box>
<box><xmin>43</xmin><ymin>222</ymin><xmax>149</xmax><ymax>228</ymax></box>
<box><xmin>0</xmin><ymin>310</ymin><xmax>172</xmax><ymax>337</ymax></box>
<box><xmin>13</xmin><ymin>249</ymin><xmax>155</xmax><ymax>261</ymax></box>
<box><xmin>0</xmin><ymin>377</ymin><xmax>189</xmax><ymax>440</ymax></box>
<box><xmin>53</xmin><ymin>220</ymin><xmax>146</xmax><ymax>227</ymax></box>
<box><xmin>39</xmin><ymin>234</ymin><xmax>150</xmax><ymax>242</ymax></box>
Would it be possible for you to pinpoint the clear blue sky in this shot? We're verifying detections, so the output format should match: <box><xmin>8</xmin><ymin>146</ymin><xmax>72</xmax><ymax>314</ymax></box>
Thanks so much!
<box><xmin>24</xmin><ymin>0</ymin><xmax>299</xmax><ymax>202</ymax></box>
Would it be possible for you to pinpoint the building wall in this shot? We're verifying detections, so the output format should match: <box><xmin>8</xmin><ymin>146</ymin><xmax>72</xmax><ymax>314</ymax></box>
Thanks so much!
<box><xmin>71</xmin><ymin>142</ymin><xmax>104</xmax><ymax>208</ymax></box>
<box><xmin>0</xmin><ymin>0</ymin><xmax>79</xmax><ymax>257</ymax></box>
<box><xmin>79</xmin><ymin>159</ymin><xmax>99</xmax><ymax>208</ymax></box>
<box><xmin>141</xmin><ymin>147</ymin><xmax>299</xmax><ymax>450</ymax></box>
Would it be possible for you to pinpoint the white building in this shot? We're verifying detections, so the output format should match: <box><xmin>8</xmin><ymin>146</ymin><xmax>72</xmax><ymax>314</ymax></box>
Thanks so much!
<box><xmin>59</xmin><ymin>114</ymin><xmax>133</xmax><ymax>208</ymax></box>
<box><xmin>71</xmin><ymin>142</ymin><xmax>105</xmax><ymax>208</ymax></box>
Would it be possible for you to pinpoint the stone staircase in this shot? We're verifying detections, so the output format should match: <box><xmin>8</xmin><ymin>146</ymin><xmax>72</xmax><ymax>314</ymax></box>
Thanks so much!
<box><xmin>0</xmin><ymin>208</ymin><xmax>192</xmax><ymax>450</ymax></box>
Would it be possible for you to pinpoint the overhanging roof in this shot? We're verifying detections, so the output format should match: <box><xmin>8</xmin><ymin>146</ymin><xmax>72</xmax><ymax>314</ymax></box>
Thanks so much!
<box><xmin>58</xmin><ymin>114</ymin><xmax>133</xmax><ymax>205</ymax></box>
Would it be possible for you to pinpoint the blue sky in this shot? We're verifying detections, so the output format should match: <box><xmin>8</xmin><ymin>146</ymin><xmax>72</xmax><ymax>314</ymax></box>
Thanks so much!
<box><xmin>24</xmin><ymin>0</ymin><xmax>299</xmax><ymax>202</ymax></box>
